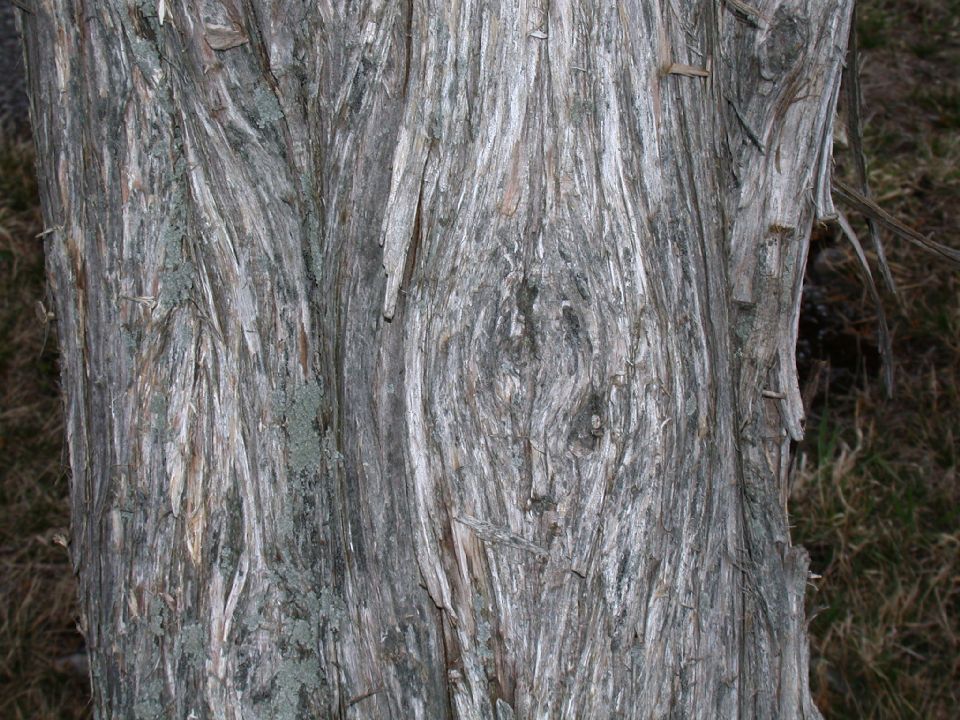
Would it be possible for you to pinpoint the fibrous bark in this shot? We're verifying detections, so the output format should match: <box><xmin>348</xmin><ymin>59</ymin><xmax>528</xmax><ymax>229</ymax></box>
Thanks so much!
<box><xmin>22</xmin><ymin>0</ymin><xmax>851</xmax><ymax>717</ymax></box>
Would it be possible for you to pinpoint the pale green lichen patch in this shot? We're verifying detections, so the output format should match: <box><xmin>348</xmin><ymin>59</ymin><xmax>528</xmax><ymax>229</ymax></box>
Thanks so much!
<box><xmin>317</xmin><ymin>586</ymin><xmax>346</xmax><ymax>629</ymax></box>
<box><xmin>215</xmin><ymin>481</ymin><xmax>243</xmax><ymax>580</ymax></box>
<box><xmin>161</xmin><ymin>261</ymin><xmax>193</xmax><ymax>308</ymax></box>
<box><xmin>248</xmin><ymin>583</ymin><xmax>335</xmax><ymax>718</ymax></box>
<box><xmin>150</xmin><ymin>393</ymin><xmax>167</xmax><ymax>435</ymax></box>
<box><xmin>320</xmin><ymin>427</ymin><xmax>343</xmax><ymax>469</ymax></box>
<box><xmin>287</xmin><ymin>617</ymin><xmax>315</xmax><ymax>650</ymax></box>
<box><xmin>132</xmin><ymin>692</ymin><xmax>165</xmax><ymax>720</ymax></box>
<box><xmin>144</xmin><ymin>595</ymin><xmax>167</xmax><ymax>638</ymax></box>
<box><xmin>130</xmin><ymin>599</ymin><xmax>171</xmax><ymax>718</ymax></box>
<box><xmin>252</xmin><ymin>82</ymin><xmax>284</xmax><ymax>130</ymax></box>
<box><xmin>121</xmin><ymin>323</ymin><xmax>142</xmax><ymax>353</ymax></box>
<box><xmin>158</xmin><ymin>217</ymin><xmax>194</xmax><ymax>310</ymax></box>
<box><xmin>157</xmin><ymin>136</ymin><xmax>195</xmax><ymax>311</ymax></box>
<box><xmin>179</xmin><ymin>621</ymin><xmax>206</xmax><ymax>661</ymax></box>
<box><xmin>474</xmin><ymin>595</ymin><xmax>494</xmax><ymax>662</ymax></box>
<box><xmin>268</xmin><ymin>655</ymin><xmax>322</xmax><ymax>719</ymax></box>
<box><xmin>283</xmin><ymin>379</ymin><xmax>324</xmax><ymax>476</ymax></box>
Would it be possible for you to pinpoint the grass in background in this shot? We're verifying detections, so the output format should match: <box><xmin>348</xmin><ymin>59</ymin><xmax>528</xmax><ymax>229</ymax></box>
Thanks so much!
<box><xmin>0</xmin><ymin>128</ymin><xmax>89</xmax><ymax>718</ymax></box>
<box><xmin>791</xmin><ymin>0</ymin><xmax>960</xmax><ymax>717</ymax></box>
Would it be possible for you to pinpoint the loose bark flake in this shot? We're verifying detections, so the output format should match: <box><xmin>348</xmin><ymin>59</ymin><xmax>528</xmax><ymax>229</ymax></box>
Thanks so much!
<box><xmin>22</xmin><ymin>0</ymin><xmax>852</xmax><ymax>717</ymax></box>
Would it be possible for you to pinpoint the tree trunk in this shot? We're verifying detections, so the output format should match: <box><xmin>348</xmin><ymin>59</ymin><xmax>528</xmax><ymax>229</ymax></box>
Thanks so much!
<box><xmin>22</xmin><ymin>0</ymin><xmax>850</xmax><ymax>717</ymax></box>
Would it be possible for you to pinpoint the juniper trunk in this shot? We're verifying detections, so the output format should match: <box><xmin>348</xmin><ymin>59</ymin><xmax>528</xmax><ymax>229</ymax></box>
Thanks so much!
<box><xmin>22</xmin><ymin>0</ymin><xmax>850</xmax><ymax>717</ymax></box>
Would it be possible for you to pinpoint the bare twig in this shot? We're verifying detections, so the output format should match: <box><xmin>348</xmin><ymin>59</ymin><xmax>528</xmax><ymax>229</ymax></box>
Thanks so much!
<box><xmin>843</xmin><ymin>6</ymin><xmax>898</xmax><ymax>298</ymax></box>
<box><xmin>9</xmin><ymin>0</ymin><xmax>34</xmax><ymax>14</ymax></box>
<box><xmin>833</xmin><ymin>180</ymin><xmax>960</xmax><ymax>266</ymax></box>
<box><xmin>836</xmin><ymin>210</ymin><xmax>895</xmax><ymax>397</ymax></box>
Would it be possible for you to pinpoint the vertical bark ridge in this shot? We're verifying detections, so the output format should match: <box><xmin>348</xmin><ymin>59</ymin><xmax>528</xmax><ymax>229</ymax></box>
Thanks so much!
<box><xmin>379</xmin><ymin>0</ymin><xmax>851</xmax><ymax>716</ymax></box>
<box><xmin>312</xmin><ymin>1</ymin><xmax>452</xmax><ymax>716</ymax></box>
<box><xmin>718</xmin><ymin>3</ymin><xmax>852</xmax><ymax>717</ymax></box>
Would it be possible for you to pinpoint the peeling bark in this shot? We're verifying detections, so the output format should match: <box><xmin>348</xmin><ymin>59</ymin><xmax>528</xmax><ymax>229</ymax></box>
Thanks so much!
<box><xmin>22</xmin><ymin>0</ymin><xmax>851</xmax><ymax>717</ymax></box>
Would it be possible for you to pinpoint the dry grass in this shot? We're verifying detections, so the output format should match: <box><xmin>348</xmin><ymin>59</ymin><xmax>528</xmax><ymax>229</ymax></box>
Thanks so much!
<box><xmin>791</xmin><ymin>1</ymin><xmax>960</xmax><ymax>717</ymax></box>
<box><xmin>0</xmin><ymin>127</ymin><xmax>90</xmax><ymax>719</ymax></box>
<box><xmin>794</xmin><ymin>382</ymin><xmax>960</xmax><ymax>718</ymax></box>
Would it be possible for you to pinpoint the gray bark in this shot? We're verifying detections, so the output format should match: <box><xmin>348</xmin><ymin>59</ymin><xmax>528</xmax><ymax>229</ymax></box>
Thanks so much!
<box><xmin>22</xmin><ymin>0</ymin><xmax>850</xmax><ymax>717</ymax></box>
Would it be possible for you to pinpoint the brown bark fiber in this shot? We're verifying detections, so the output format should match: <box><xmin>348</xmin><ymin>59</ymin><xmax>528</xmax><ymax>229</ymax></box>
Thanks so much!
<box><xmin>22</xmin><ymin>0</ymin><xmax>851</xmax><ymax>717</ymax></box>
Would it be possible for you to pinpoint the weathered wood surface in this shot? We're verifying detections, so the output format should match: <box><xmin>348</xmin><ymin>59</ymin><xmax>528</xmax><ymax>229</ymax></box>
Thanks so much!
<box><xmin>22</xmin><ymin>0</ymin><xmax>851</xmax><ymax>717</ymax></box>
